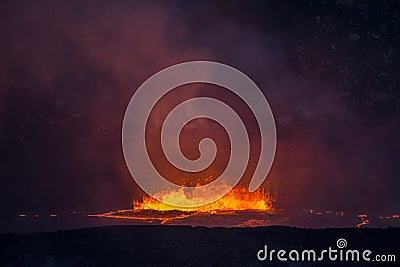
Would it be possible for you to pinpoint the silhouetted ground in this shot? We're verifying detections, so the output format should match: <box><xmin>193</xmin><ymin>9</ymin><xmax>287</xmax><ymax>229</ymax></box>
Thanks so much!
<box><xmin>0</xmin><ymin>225</ymin><xmax>399</xmax><ymax>266</ymax></box>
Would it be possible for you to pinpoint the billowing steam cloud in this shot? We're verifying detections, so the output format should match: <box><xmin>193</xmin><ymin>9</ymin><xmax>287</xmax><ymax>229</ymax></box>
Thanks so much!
<box><xmin>0</xmin><ymin>1</ymin><xmax>399</xmax><ymax>215</ymax></box>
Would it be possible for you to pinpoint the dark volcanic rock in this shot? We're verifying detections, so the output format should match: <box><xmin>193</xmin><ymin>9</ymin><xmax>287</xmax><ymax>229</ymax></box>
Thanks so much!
<box><xmin>0</xmin><ymin>225</ymin><xmax>399</xmax><ymax>266</ymax></box>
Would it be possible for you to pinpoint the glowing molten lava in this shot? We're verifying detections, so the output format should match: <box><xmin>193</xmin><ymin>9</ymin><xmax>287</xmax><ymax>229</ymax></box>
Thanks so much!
<box><xmin>134</xmin><ymin>187</ymin><xmax>273</xmax><ymax>212</ymax></box>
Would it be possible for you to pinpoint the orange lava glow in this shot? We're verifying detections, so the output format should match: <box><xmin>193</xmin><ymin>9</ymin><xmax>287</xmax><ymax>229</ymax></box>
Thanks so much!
<box><xmin>357</xmin><ymin>214</ymin><xmax>370</xmax><ymax>228</ymax></box>
<box><xmin>88</xmin><ymin>186</ymin><xmax>276</xmax><ymax>227</ymax></box>
<box><xmin>134</xmin><ymin>187</ymin><xmax>273</xmax><ymax>212</ymax></box>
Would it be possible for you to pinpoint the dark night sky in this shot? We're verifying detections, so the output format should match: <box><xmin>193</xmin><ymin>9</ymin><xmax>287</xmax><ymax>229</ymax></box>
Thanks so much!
<box><xmin>0</xmin><ymin>0</ymin><xmax>399</xmax><ymax>216</ymax></box>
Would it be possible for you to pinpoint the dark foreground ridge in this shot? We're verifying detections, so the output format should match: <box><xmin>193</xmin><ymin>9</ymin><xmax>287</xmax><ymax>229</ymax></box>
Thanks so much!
<box><xmin>0</xmin><ymin>225</ymin><xmax>399</xmax><ymax>266</ymax></box>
